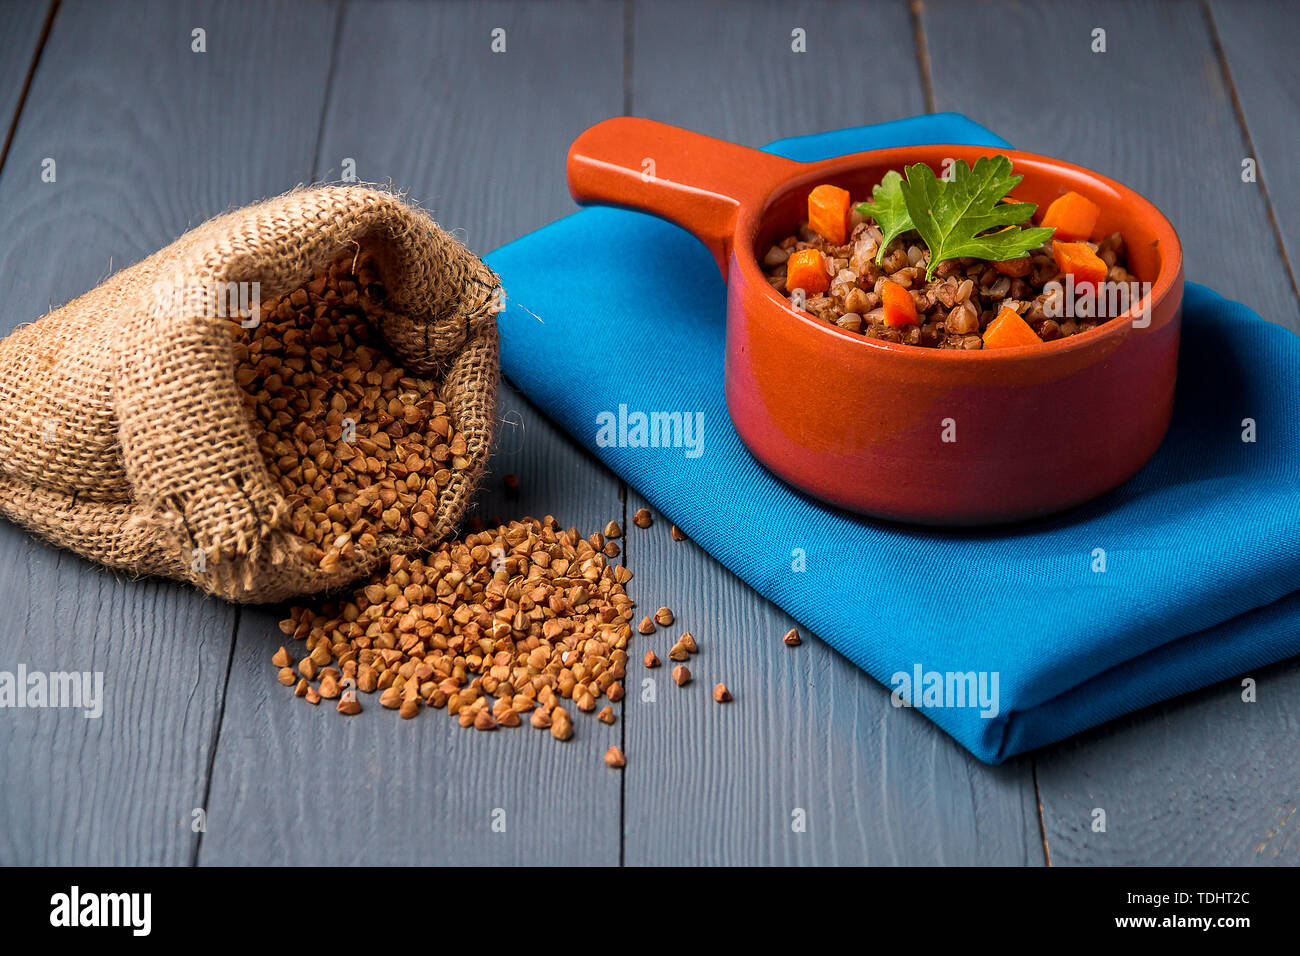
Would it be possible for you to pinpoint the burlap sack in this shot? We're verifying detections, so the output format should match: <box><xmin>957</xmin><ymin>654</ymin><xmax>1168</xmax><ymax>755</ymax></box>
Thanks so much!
<box><xmin>0</xmin><ymin>186</ymin><xmax>500</xmax><ymax>603</ymax></box>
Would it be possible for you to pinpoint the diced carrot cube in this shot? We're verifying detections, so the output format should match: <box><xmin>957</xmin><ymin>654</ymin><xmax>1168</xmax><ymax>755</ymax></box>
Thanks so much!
<box><xmin>982</xmin><ymin>306</ymin><xmax>1042</xmax><ymax>349</ymax></box>
<box><xmin>879</xmin><ymin>279</ymin><xmax>919</xmax><ymax>327</ymax></box>
<box><xmin>785</xmin><ymin>248</ymin><xmax>830</xmax><ymax>295</ymax></box>
<box><xmin>1052</xmin><ymin>240</ymin><xmax>1108</xmax><ymax>290</ymax></box>
<box><xmin>807</xmin><ymin>184</ymin><xmax>852</xmax><ymax>245</ymax></box>
<box><xmin>994</xmin><ymin>256</ymin><xmax>1032</xmax><ymax>277</ymax></box>
<box><xmin>1041</xmin><ymin>190</ymin><xmax>1101</xmax><ymax>241</ymax></box>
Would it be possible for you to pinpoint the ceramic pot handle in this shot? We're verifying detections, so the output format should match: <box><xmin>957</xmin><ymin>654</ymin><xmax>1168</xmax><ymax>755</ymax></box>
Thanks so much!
<box><xmin>566</xmin><ymin>117</ymin><xmax>800</xmax><ymax>275</ymax></box>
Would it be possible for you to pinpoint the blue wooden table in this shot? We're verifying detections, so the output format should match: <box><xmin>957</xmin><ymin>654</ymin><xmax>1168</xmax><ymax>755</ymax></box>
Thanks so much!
<box><xmin>0</xmin><ymin>0</ymin><xmax>1296</xmax><ymax>866</ymax></box>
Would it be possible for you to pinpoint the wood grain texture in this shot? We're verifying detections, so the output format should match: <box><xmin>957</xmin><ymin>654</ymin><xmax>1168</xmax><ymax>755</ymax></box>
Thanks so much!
<box><xmin>632</xmin><ymin>0</ymin><xmax>929</xmax><ymax>145</ymax></box>
<box><xmin>623</xmin><ymin>0</ymin><xmax>1041</xmax><ymax>865</ymax></box>
<box><xmin>198</xmin><ymin>0</ymin><xmax>628</xmax><ymax>866</ymax></box>
<box><xmin>307</xmin><ymin>0</ymin><xmax>624</xmax><ymax>250</ymax></box>
<box><xmin>0</xmin><ymin>542</ymin><xmax>237</xmax><ymax>865</ymax></box>
<box><xmin>924</xmin><ymin>0</ymin><xmax>1300</xmax><ymax>333</ymax></box>
<box><xmin>923</xmin><ymin>0</ymin><xmax>1300</xmax><ymax>866</ymax></box>
<box><xmin>1034</xmin><ymin>658</ymin><xmax>1300</xmax><ymax>866</ymax></box>
<box><xmin>1208</xmin><ymin>0</ymin><xmax>1300</xmax><ymax>297</ymax></box>
<box><xmin>0</xmin><ymin>0</ymin><xmax>48</xmax><ymax>165</ymax></box>
<box><xmin>0</xmin><ymin>0</ymin><xmax>334</xmax><ymax>864</ymax></box>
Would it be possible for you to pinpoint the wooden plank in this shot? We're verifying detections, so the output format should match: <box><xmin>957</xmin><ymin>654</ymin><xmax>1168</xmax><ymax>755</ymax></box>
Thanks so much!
<box><xmin>632</xmin><ymin>0</ymin><xmax>929</xmax><ymax>145</ymax></box>
<box><xmin>0</xmin><ymin>0</ymin><xmax>335</xmax><ymax>864</ymax></box>
<box><xmin>1208</xmin><ymin>0</ymin><xmax>1300</xmax><ymax>303</ymax></box>
<box><xmin>199</xmin><ymin>0</ymin><xmax>627</xmax><ymax>866</ymax></box>
<box><xmin>923</xmin><ymin>0</ymin><xmax>1299</xmax><ymax>332</ymax></box>
<box><xmin>1034</xmin><ymin>658</ymin><xmax>1300</xmax><ymax>865</ymax></box>
<box><xmin>623</xmin><ymin>0</ymin><xmax>1041</xmax><ymax>865</ymax></box>
<box><xmin>923</xmin><ymin>0</ymin><xmax>1300</xmax><ymax>865</ymax></box>
<box><xmin>0</xmin><ymin>1</ymin><xmax>49</xmax><ymax>169</ymax></box>
<box><xmin>303</xmin><ymin>0</ymin><xmax>622</xmax><ymax>252</ymax></box>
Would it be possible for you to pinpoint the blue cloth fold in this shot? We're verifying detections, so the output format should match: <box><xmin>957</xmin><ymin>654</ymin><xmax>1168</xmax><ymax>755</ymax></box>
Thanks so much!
<box><xmin>485</xmin><ymin>113</ymin><xmax>1300</xmax><ymax>763</ymax></box>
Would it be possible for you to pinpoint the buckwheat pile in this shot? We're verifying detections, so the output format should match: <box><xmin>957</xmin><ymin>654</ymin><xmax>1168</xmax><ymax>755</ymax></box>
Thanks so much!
<box><xmin>277</xmin><ymin>517</ymin><xmax>640</xmax><ymax>731</ymax></box>
<box><xmin>226</xmin><ymin>250</ymin><xmax>470</xmax><ymax>573</ymax></box>
<box><xmin>273</xmin><ymin>512</ymin><xmax>753</xmax><ymax>767</ymax></box>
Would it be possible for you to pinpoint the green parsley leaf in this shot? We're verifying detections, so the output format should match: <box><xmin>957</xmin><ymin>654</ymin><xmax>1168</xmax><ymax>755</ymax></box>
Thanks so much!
<box><xmin>897</xmin><ymin>157</ymin><xmax>1054</xmax><ymax>280</ymax></box>
<box><xmin>853</xmin><ymin>170</ymin><xmax>913</xmax><ymax>267</ymax></box>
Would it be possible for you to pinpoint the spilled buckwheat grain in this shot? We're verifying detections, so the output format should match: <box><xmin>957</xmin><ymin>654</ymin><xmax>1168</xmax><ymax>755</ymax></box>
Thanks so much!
<box><xmin>275</xmin><ymin>514</ymin><xmax>736</xmax><ymax>767</ymax></box>
<box><xmin>279</xmin><ymin>516</ymin><xmax>635</xmax><ymax>738</ymax></box>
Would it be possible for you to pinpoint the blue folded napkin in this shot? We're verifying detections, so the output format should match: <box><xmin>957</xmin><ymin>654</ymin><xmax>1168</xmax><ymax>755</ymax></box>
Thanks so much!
<box><xmin>485</xmin><ymin>114</ymin><xmax>1300</xmax><ymax>763</ymax></box>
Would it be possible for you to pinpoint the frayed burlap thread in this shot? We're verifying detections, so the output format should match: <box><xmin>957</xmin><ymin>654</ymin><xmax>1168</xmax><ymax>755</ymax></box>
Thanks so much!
<box><xmin>0</xmin><ymin>186</ymin><xmax>500</xmax><ymax>603</ymax></box>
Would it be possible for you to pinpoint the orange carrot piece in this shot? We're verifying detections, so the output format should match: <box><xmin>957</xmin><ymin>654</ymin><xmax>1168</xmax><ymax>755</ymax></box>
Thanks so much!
<box><xmin>785</xmin><ymin>248</ymin><xmax>830</xmax><ymax>295</ymax></box>
<box><xmin>982</xmin><ymin>307</ymin><xmax>1042</xmax><ymax>349</ymax></box>
<box><xmin>1052</xmin><ymin>240</ymin><xmax>1108</xmax><ymax>290</ymax></box>
<box><xmin>994</xmin><ymin>256</ymin><xmax>1032</xmax><ymax>277</ymax></box>
<box><xmin>807</xmin><ymin>184</ymin><xmax>852</xmax><ymax>245</ymax></box>
<box><xmin>1041</xmin><ymin>190</ymin><xmax>1100</xmax><ymax>241</ymax></box>
<box><xmin>879</xmin><ymin>279</ymin><xmax>919</xmax><ymax>327</ymax></box>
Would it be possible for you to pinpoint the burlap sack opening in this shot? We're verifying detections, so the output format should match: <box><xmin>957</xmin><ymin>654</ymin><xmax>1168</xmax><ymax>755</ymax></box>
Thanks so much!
<box><xmin>0</xmin><ymin>186</ymin><xmax>500</xmax><ymax>603</ymax></box>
